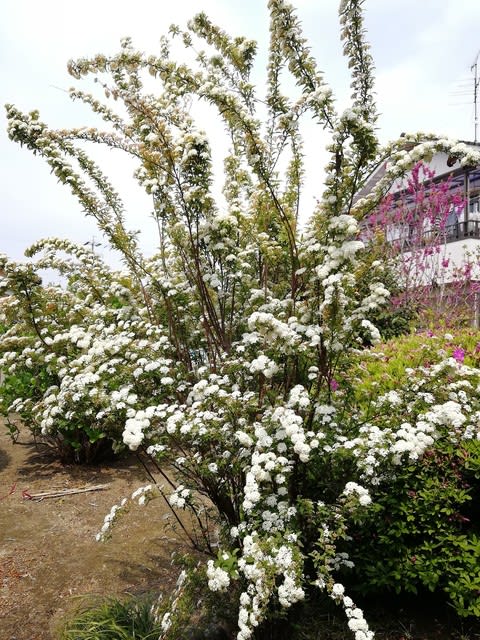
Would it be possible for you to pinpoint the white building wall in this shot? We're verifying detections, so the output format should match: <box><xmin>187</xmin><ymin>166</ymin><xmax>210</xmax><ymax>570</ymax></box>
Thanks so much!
<box><xmin>399</xmin><ymin>238</ymin><xmax>480</xmax><ymax>287</ymax></box>
<box><xmin>442</xmin><ymin>238</ymin><xmax>480</xmax><ymax>281</ymax></box>
<box><xmin>390</xmin><ymin>152</ymin><xmax>461</xmax><ymax>194</ymax></box>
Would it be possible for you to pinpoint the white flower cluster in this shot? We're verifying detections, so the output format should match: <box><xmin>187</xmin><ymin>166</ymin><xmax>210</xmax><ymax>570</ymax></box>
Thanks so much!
<box><xmin>423</xmin><ymin>400</ymin><xmax>466</xmax><ymax>430</ymax></box>
<box><xmin>248</xmin><ymin>354</ymin><xmax>279</xmax><ymax>378</ymax></box>
<box><xmin>376</xmin><ymin>390</ymin><xmax>402</xmax><ymax>407</ymax></box>
<box><xmin>328</xmin><ymin>584</ymin><xmax>374</xmax><ymax>640</ymax></box>
<box><xmin>287</xmin><ymin>384</ymin><xmax>311</xmax><ymax>409</ymax></box>
<box><xmin>260</xmin><ymin>501</ymin><xmax>296</xmax><ymax>533</ymax></box>
<box><xmin>240</xmin><ymin>400</ymin><xmax>323</xmax><ymax>512</ymax></box>
<box><xmin>360</xmin><ymin>319</ymin><xmax>381</xmax><ymax>345</ymax></box>
<box><xmin>206</xmin><ymin>560</ymin><xmax>231</xmax><ymax>592</ymax></box>
<box><xmin>168</xmin><ymin>485</ymin><xmax>191</xmax><ymax>509</ymax></box>
<box><xmin>95</xmin><ymin>484</ymin><xmax>153</xmax><ymax>541</ymax></box>
<box><xmin>342</xmin><ymin>482</ymin><xmax>371</xmax><ymax>506</ymax></box>
<box><xmin>123</xmin><ymin>409</ymin><xmax>152</xmax><ymax>450</ymax></box>
<box><xmin>235</xmin><ymin>534</ymin><xmax>304</xmax><ymax>640</ymax></box>
<box><xmin>344</xmin><ymin>601</ymin><xmax>374</xmax><ymax>640</ymax></box>
<box><xmin>187</xmin><ymin>374</ymin><xmax>231</xmax><ymax>403</ymax></box>
<box><xmin>247</xmin><ymin>312</ymin><xmax>299</xmax><ymax>349</ymax></box>
<box><xmin>354</xmin><ymin>282</ymin><xmax>390</xmax><ymax>316</ymax></box>
<box><xmin>131</xmin><ymin>483</ymin><xmax>153</xmax><ymax>506</ymax></box>
<box><xmin>390</xmin><ymin>421</ymin><xmax>435</xmax><ymax>463</ymax></box>
<box><xmin>277</xmin><ymin>572</ymin><xmax>305</xmax><ymax>608</ymax></box>
<box><xmin>271</xmin><ymin>405</ymin><xmax>321</xmax><ymax>462</ymax></box>
<box><xmin>96</xmin><ymin>499</ymin><xmax>127</xmax><ymax>541</ymax></box>
<box><xmin>327</xmin><ymin>551</ymin><xmax>355</xmax><ymax>571</ymax></box>
<box><xmin>328</xmin><ymin>214</ymin><xmax>359</xmax><ymax>237</ymax></box>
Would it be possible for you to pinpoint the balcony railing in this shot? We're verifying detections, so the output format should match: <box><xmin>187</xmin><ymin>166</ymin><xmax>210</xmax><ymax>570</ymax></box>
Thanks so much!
<box><xmin>423</xmin><ymin>220</ymin><xmax>480</xmax><ymax>244</ymax></box>
<box><xmin>364</xmin><ymin>218</ymin><xmax>480</xmax><ymax>249</ymax></box>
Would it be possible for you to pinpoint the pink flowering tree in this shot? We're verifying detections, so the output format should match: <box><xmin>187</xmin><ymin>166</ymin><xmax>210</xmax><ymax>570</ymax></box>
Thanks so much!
<box><xmin>364</xmin><ymin>161</ymin><xmax>480</xmax><ymax>328</ymax></box>
<box><xmin>2</xmin><ymin>0</ymin><xmax>480</xmax><ymax>637</ymax></box>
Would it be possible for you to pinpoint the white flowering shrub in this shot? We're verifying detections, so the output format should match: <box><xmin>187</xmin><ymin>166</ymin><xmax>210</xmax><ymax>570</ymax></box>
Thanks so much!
<box><xmin>3</xmin><ymin>0</ymin><xmax>480</xmax><ymax>637</ymax></box>
<box><xmin>0</xmin><ymin>241</ymin><xmax>184</xmax><ymax>461</ymax></box>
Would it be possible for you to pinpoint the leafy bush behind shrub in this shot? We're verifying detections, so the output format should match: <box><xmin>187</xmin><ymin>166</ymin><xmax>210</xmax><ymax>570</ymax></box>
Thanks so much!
<box><xmin>335</xmin><ymin>331</ymin><xmax>480</xmax><ymax>616</ymax></box>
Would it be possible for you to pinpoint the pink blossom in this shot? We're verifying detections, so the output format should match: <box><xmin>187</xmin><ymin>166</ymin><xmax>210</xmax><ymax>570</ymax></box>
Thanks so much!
<box><xmin>452</xmin><ymin>347</ymin><xmax>465</xmax><ymax>363</ymax></box>
<box><xmin>329</xmin><ymin>378</ymin><xmax>339</xmax><ymax>392</ymax></box>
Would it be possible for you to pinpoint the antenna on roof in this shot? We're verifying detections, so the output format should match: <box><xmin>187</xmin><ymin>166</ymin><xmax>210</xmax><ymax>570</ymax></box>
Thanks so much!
<box><xmin>472</xmin><ymin>50</ymin><xmax>480</xmax><ymax>143</ymax></box>
<box><xmin>84</xmin><ymin>236</ymin><xmax>101</xmax><ymax>253</ymax></box>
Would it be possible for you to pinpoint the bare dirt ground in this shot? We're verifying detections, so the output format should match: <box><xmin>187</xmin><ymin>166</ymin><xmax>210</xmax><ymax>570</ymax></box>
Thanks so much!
<box><xmin>0</xmin><ymin>418</ymin><xmax>189</xmax><ymax>640</ymax></box>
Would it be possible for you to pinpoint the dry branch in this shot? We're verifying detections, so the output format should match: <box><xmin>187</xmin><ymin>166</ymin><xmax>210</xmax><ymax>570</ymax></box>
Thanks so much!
<box><xmin>23</xmin><ymin>484</ymin><xmax>108</xmax><ymax>501</ymax></box>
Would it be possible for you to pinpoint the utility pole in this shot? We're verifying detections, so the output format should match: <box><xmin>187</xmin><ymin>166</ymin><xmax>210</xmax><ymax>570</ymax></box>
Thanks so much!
<box><xmin>472</xmin><ymin>50</ymin><xmax>480</xmax><ymax>143</ymax></box>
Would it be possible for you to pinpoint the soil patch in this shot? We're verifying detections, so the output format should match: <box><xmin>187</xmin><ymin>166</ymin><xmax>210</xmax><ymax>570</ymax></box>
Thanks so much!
<box><xmin>0</xmin><ymin>418</ymin><xmax>189</xmax><ymax>640</ymax></box>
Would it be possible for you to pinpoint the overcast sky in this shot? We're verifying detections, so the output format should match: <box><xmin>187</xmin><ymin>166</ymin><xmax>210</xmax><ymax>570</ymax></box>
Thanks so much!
<box><xmin>1</xmin><ymin>0</ymin><xmax>480</xmax><ymax>268</ymax></box>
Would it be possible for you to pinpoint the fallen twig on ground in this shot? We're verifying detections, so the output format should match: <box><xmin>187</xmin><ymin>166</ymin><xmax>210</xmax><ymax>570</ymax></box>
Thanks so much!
<box><xmin>22</xmin><ymin>484</ymin><xmax>109</xmax><ymax>501</ymax></box>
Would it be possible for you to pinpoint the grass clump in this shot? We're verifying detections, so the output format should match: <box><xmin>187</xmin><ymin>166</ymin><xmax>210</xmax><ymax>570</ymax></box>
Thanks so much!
<box><xmin>57</xmin><ymin>594</ymin><xmax>163</xmax><ymax>640</ymax></box>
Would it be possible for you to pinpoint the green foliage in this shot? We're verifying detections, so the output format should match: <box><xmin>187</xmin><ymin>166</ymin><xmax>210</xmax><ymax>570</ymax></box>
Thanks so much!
<box><xmin>350</xmin><ymin>328</ymin><xmax>480</xmax><ymax>398</ymax></box>
<box><xmin>347</xmin><ymin>441</ymin><xmax>480</xmax><ymax>616</ymax></box>
<box><xmin>58</xmin><ymin>594</ymin><xmax>163</xmax><ymax>640</ymax></box>
<box><xmin>341</xmin><ymin>331</ymin><xmax>480</xmax><ymax>617</ymax></box>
